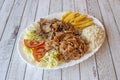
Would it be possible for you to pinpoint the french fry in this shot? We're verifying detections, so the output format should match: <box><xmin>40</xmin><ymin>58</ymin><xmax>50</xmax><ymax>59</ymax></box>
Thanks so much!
<box><xmin>75</xmin><ymin>13</ymin><xmax>80</xmax><ymax>17</ymax></box>
<box><xmin>64</xmin><ymin>11</ymin><xmax>79</xmax><ymax>22</ymax></box>
<box><xmin>62</xmin><ymin>10</ymin><xmax>94</xmax><ymax>30</ymax></box>
<box><xmin>73</xmin><ymin>18</ymin><xmax>93</xmax><ymax>25</ymax></box>
<box><xmin>75</xmin><ymin>21</ymin><xmax>93</xmax><ymax>30</ymax></box>
<box><xmin>70</xmin><ymin>13</ymin><xmax>80</xmax><ymax>23</ymax></box>
<box><xmin>74</xmin><ymin>14</ymin><xmax>87</xmax><ymax>22</ymax></box>
<box><xmin>62</xmin><ymin>10</ymin><xmax>72</xmax><ymax>20</ymax></box>
<box><xmin>69</xmin><ymin>19</ymin><xmax>74</xmax><ymax>23</ymax></box>
<box><xmin>75</xmin><ymin>11</ymin><xmax>80</xmax><ymax>17</ymax></box>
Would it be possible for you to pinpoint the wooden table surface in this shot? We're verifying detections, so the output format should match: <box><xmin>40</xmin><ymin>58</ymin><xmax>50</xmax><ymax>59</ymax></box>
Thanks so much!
<box><xmin>0</xmin><ymin>0</ymin><xmax>120</xmax><ymax>80</ymax></box>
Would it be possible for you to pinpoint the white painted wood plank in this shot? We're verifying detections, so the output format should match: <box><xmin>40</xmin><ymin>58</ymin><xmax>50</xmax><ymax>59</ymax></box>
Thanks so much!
<box><xmin>1</xmin><ymin>0</ymin><xmax>26</xmax><ymax>40</ymax></box>
<box><xmin>80</xmin><ymin>56</ymin><xmax>98</xmax><ymax>80</ymax></box>
<box><xmin>75</xmin><ymin>0</ymin><xmax>98</xmax><ymax>80</ymax></box>
<box><xmin>108</xmin><ymin>0</ymin><xmax>120</xmax><ymax>32</ymax></box>
<box><xmin>98</xmin><ymin>0</ymin><xmax>120</xmax><ymax>80</ymax></box>
<box><xmin>75</xmin><ymin>0</ymin><xmax>87</xmax><ymax>13</ymax></box>
<box><xmin>62</xmin><ymin>1</ymin><xmax>80</xmax><ymax>80</ymax></box>
<box><xmin>43</xmin><ymin>0</ymin><xmax>62</xmax><ymax>80</ymax></box>
<box><xmin>49</xmin><ymin>0</ymin><xmax>62</xmax><ymax>14</ymax></box>
<box><xmin>96</xmin><ymin>40</ymin><xmax>117</xmax><ymax>80</ymax></box>
<box><xmin>63</xmin><ymin>0</ymin><xmax>74</xmax><ymax>11</ymax></box>
<box><xmin>3</xmin><ymin>0</ymin><xmax>39</xmax><ymax>80</ymax></box>
<box><xmin>0</xmin><ymin>0</ymin><xmax>5</xmax><ymax>10</ymax></box>
<box><xmin>86</xmin><ymin>0</ymin><xmax>102</xmax><ymax>19</ymax></box>
<box><xmin>0</xmin><ymin>40</ymin><xmax>14</xmax><ymax>80</ymax></box>
<box><xmin>43</xmin><ymin>70</ymin><xmax>61</xmax><ymax>80</ymax></box>
<box><xmin>86</xmin><ymin>0</ymin><xmax>117</xmax><ymax>80</ymax></box>
<box><xmin>5</xmin><ymin>47</ymin><xmax>26</xmax><ymax>80</ymax></box>
<box><xmin>62</xmin><ymin>65</ymin><xmax>80</xmax><ymax>80</ymax></box>
<box><xmin>24</xmin><ymin>0</ymin><xmax>50</xmax><ymax>80</ymax></box>
<box><xmin>0</xmin><ymin>0</ymin><xmax>15</xmax><ymax>39</ymax></box>
<box><xmin>35</xmin><ymin>0</ymin><xmax>50</xmax><ymax>20</ymax></box>
<box><xmin>24</xmin><ymin>66</ymin><xmax>43</xmax><ymax>80</ymax></box>
<box><xmin>0</xmin><ymin>0</ymin><xmax>27</xmax><ymax>79</ymax></box>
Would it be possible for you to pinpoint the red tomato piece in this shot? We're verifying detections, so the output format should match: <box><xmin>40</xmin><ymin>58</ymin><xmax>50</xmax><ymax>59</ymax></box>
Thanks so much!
<box><xmin>33</xmin><ymin>47</ymin><xmax>46</xmax><ymax>62</ymax></box>
<box><xmin>24</xmin><ymin>39</ymin><xmax>45</xmax><ymax>48</ymax></box>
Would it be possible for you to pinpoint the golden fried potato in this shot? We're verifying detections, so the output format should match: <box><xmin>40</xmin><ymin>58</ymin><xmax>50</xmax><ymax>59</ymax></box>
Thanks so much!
<box><xmin>62</xmin><ymin>10</ymin><xmax>94</xmax><ymax>30</ymax></box>
<box><xmin>69</xmin><ymin>19</ymin><xmax>74</xmax><ymax>23</ymax></box>
<box><xmin>64</xmin><ymin>11</ymin><xmax>79</xmax><ymax>22</ymax></box>
<box><xmin>75</xmin><ymin>21</ymin><xmax>93</xmax><ymax>29</ymax></box>
<box><xmin>75</xmin><ymin>13</ymin><xmax>80</xmax><ymax>17</ymax></box>
<box><xmin>70</xmin><ymin>13</ymin><xmax>80</xmax><ymax>22</ymax></box>
<box><xmin>74</xmin><ymin>14</ymin><xmax>87</xmax><ymax>22</ymax></box>
<box><xmin>73</xmin><ymin>18</ymin><xmax>93</xmax><ymax>25</ymax></box>
<box><xmin>62</xmin><ymin>10</ymin><xmax>72</xmax><ymax>20</ymax></box>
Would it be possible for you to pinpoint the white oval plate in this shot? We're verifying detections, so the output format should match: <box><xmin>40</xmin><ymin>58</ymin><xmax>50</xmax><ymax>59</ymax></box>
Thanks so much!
<box><xmin>17</xmin><ymin>12</ymin><xmax>105</xmax><ymax>70</ymax></box>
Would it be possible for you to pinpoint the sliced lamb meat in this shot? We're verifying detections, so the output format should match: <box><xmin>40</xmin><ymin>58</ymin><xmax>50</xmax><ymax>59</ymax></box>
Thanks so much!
<box><xmin>46</xmin><ymin>31</ymin><xmax>89</xmax><ymax>62</ymax></box>
<box><xmin>74</xmin><ymin>28</ymin><xmax>82</xmax><ymax>35</ymax></box>
<box><xmin>41</xmin><ymin>23</ymin><xmax>51</xmax><ymax>33</ymax></box>
<box><xmin>36</xmin><ymin>18</ymin><xmax>89</xmax><ymax>62</ymax></box>
<box><xmin>35</xmin><ymin>24</ymin><xmax>41</xmax><ymax>35</ymax></box>
<box><xmin>39</xmin><ymin>18</ymin><xmax>48</xmax><ymax>25</ymax></box>
<box><xmin>49</xmin><ymin>18</ymin><xmax>60</xmax><ymax>24</ymax></box>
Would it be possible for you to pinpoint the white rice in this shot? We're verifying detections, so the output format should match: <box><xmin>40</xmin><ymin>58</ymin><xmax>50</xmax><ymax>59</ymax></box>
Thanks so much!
<box><xmin>82</xmin><ymin>24</ymin><xmax>105</xmax><ymax>51</ymax></box>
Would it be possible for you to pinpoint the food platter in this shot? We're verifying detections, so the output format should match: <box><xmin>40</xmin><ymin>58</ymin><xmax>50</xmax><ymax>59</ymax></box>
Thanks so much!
<box><xmin>17</xmin><ymin>12</ymin><xmax>105</xmax><ymax>69</ymax></box>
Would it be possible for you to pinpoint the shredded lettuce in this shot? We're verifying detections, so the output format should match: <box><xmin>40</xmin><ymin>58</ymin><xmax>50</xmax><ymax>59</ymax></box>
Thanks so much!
<box><xmin>23</xmin><ymin>23</ymin><xmax>63</xmax><ymax>67</ymax></box>
<box><xmin>23</xmin><ymin>23</ymin><xmax>42</xmax><ymax>62</ymax></box>
<box><xmin>23</xmin><ymin>23</ymin><xmax>42</xmax><ymax>54</ymax></box>
<box><xmin>24</xmin><ymin>23</ymin><xmax>42</xmax><ymax>40</ymax></box>
<box><xmin>24</xmin><ymin>30</ymin><xmax>42</xmax><ymax>40</ymax></box>
<box><xmin>39</xmin><ymin>50</ymin><xmax>62</xmax><ymax>68</ymax></box>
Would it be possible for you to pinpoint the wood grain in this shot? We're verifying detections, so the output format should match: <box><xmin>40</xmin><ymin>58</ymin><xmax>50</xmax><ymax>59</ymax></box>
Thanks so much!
<box><xmin>24</xmin><ymin>66</ymin><xmax>43</xmax><ymax>80</ymax></box>
<box><xmin>35</xmin><ymin>0</ymin><xmax>50</xmax><ymax>20</ymax></box>
<box><xmin>75</xmin><ymin>0</ymin><xmax>87</xmax><ymax>13</ymax></box>
<box><xmin>62</xmin><ymin>0</ymin><xmax>74</xmax><ymax>11</ymax></box>
<box><xmin>49</xmin><ymin>0</ymin><xmax>62</xmax><ymax>14</ymax></box>
<box><xmin>0</xmin><ymin>40</ymin><xmax>14</xmax><ymax>80</ymax></box>
<box><xmin>98</xmin><ymin>0</ymin><xmax>120</xmax><ymax>79</ymax></box>
<box><xmin>87</xmin><ymin>0</ymin><xmax>117</xmax><ymax>80</ymax></box>
<box><xmin>1</xmin><ymin>0</ymin><xmax>27</xmax><ymax>40</ymax></box>
<box><xmin>43</xmin><ymin>70</ymin><xmax>61</xmax><ymax>80</ymax></box>
<box><xmin>0</xmin><ymin>0</ymin><xmax>27</xmax><ymax>79</ymax></box>
<box><xmin>108</xmin><ymin>0</ymin><xmax>120</xmax><ymax>33</ymax></box>
<box><xmin>4</xmin><ymin>0</ymin><xmax>38</xmax><ymax>80</ymax></box>
<box><xmin>0</xmin><ymin>0</ymin><xmax>15</xmax><ymax>39</ymax></box>
<box><xmin>62</xmin><ymin>65</ymin><xmax>80</xmax><ymax>80</ymax></box>
<box><xmin>96</xmin><ymin>40</ymin><xmax>117</xmax><ymax>80</ymax></box>
<box><xmin>0</xmin><ymin>0</ymin><xmax>5</xmax><ymax>10</ymax></box>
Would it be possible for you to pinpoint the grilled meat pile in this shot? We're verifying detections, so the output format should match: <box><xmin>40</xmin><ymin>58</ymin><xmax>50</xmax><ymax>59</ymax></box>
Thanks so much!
<box><xmin>35</xmin><ymin>18</ymin><xmax>89</xmax><ymax>62</ymax></box>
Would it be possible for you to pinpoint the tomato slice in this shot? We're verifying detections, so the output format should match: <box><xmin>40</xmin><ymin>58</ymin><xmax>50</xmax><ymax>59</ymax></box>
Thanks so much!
<box><xmin>33</xmin><ymin>47</ymin><xmax>46</xmax><ymax>62</ymax></box>
<box><xmin>24</xmin><ymin>39</ymin><xmax>45</xmax><ymax>48</ymax></box>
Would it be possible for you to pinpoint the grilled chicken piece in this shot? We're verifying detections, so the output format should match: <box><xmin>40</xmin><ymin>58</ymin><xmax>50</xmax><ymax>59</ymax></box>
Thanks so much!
<box><xmin>36</xmin><ymin>18</ymin><xmax>89</xmax><ymax>62</ymax></box>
